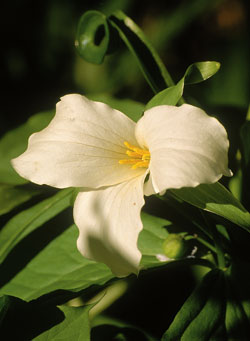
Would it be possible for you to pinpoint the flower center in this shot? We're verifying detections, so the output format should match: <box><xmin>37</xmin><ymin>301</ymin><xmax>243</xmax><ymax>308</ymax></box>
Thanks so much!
<box><xmin>119</xmin><ymin>141</ymin><xmax>150</xmax><ymax>169</ymax></box>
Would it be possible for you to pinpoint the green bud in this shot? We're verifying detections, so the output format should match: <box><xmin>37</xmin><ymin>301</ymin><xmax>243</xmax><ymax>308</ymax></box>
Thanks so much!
<box><xmin>202</xmin><ymin>252</ymin><xmax>216</xmax><ymax>264</ymax></box>
<box><xmin>162</xmin><ymin>234</ymin><xmax>188</xmax><ymax>259</ymax></box>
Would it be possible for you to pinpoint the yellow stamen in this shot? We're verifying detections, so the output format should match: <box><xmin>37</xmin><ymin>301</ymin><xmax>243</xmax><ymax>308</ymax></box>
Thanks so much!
<box><xmin>119</xmin><ymin>141</ymin><xmax>150</xmax><ymax>169</ymax></box>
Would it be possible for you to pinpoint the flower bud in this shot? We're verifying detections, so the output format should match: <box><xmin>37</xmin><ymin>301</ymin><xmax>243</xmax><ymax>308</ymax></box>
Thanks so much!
<box><xmin>162</xmin><ymin>234</ymin><xmax>188</xmax><ymax>259</ymax></box>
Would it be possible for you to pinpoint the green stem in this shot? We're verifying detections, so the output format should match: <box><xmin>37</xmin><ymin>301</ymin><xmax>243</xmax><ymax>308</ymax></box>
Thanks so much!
<box><xmin>87</xmin><ymin>279</ymin><xmax>129</xmax><ymax>321</ymax></box>
<box><xmin>199</xmin><ymin>210</ymin><xmax>226</xmax><ymax>269</ymax></box>
<box><xmin>213</xmin><ymin>225</ymin><xmax>226</xmax><ymax>269</ymax></box>
<box><xmin>186</xmin><ymin>235</ymin><xmax>216</xmax><ymax>253</ymax></box>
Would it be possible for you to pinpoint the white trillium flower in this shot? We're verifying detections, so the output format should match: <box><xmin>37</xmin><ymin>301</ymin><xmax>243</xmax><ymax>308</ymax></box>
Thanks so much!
<box><xmin>12</xmin><ymin>94</ymin><xmax>232</xmax><ymax>277</ymax></box>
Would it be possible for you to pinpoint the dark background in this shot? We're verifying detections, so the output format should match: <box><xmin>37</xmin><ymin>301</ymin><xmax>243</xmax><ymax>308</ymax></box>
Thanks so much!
<box><xmin>1</xmin><ymin>0</ymin><xmax>249</xmax><ymax>136</ymax></box>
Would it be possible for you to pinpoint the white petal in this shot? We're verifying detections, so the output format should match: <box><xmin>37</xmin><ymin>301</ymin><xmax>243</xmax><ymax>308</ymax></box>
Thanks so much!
<box><xmin>74</xmin><ymin>175</ymin><xmax>146</xmax><ymax>277</ymax></box>
<box><xmin>136</xmin><ymin>104</ymin><xmax>232</xmax><ymax>193</ymax></box>
<box><xmin>12</xmin><ymin>94</ymin><xmax>144</xmax><ymax>189</ymax></box>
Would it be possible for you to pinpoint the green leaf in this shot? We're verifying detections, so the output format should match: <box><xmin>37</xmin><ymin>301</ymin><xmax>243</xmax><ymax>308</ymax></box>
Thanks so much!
<box><xmin>171</xmin><ymin>182</ymin><xmax>250</xmax><ymax>233</ymax></box>
<box><xmin>75</xmin><ymin>11</ymin><xmax>110</xmax><ymax>64</ymax></box>
<box><xmin>162</xmin><ymin>269</ymin><xmax>226</xmax><ymax>340</ymax></box>
<box><xmin>0</xmin><ymin>110</ymin><xmax>54</xmax><ymax>185</ymax></box>
<box><xmin>88</xmin><ymin>94</ymin><xmax>144</xmax><ymax>122</ymax></box>
<box><xmin>0</xmin><ymin>183</ymin><xmax>41</xmax><ymax>216</ymax></box>
<box><xmin>0</xmin><ymin>211</ymin><xmax>213</xmax><ymax>301</ymax></box>
<box><xmin>1</xmin><ymin>212</ymin><xmax>170</xmax><ymax>301</ymax></box>
<box><xmin>108</xmin><ymin>10</ymin><xmax>175</xmax><ymax>93</ymax></box>
<box><xmin>34</xmin><ymin>305</ymin><xmax>93</xmax><ymax>341</ymax></box>
<box><xmin>0</xmin><ymin>224</ymin><xmax>113</xmax><ymax>300</ymax></box>
<box><xmin>0</xmin><ymin>212</ymin><xmax>173</xmax><ymax>301</ymax></box>
<box><xmin>184</xmin><ymin>61</ymin><xmax>220</xmax><ymax>85</ymax></box>
<box><xmin>0</xmin><ymin>188</ymin><xmax>73</xmax><ymax>264</ymax></box>
<box><xmin>146</xmin><ymin>61</ymin><xmax>220</xmax><ymax>109</ymax></box>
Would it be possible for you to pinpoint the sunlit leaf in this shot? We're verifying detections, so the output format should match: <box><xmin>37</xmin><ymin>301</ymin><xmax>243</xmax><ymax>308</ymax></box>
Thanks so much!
<box><xmin>146</xmin><ymin>61</ymin><xmax>220</xmax><ymax>109</ymax></box>
<box><xmin>0</xmin><ymin>224</ymin><xmax>113</xmax><ymax>300</ymax></box>
<box><xmin>171</xmin><ymin>182</ymin><xmax>250</xmax><ymax>233</ymax></box>
<box><xmin>0</xmin><ymin>210</ymin><xmax>214</xmax><ymax>301</ymax></box>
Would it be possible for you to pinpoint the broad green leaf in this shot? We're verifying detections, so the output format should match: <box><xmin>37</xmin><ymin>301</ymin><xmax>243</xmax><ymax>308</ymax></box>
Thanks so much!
<box><xmin>75</xmin><ymin>11</ymin><xmax>110</xmax><ymax>64</ymax></box>
<box><xmin>0</xmin><ymin>210</ymin><xmax>214</xmax><ymax>301</ymax></box>
<box><xmin>0</xmin><ymin>224</ymin><xmax>113</xmax><ymax>300</ymax></box>
<box><xmin>171</xmin><ymin>182</ymin><xmax>250</xmax><ymax>233</ymax></box>
<box><xmin>88</xmin><ymin>94</ymin><xmax>144</xmax><ymax>122</ymax></box>
<box><xmin>162</xmin><ymin>269</ymin><xmax>225</xmax><ymax>340</ymax></box>
<box><xmin>146</xmin><ymin>61</ymin><xmax>220</xmax><ymax>109</ymax></box>
<box><xmin>0</xmin><ymin>188</ymin><xmax>73</xmax><ymax>263</ymax></box>
<box><xmin>108</xmin><ymin>10</ymin><xmax>174</xmax><ymax>93</ymax></box>
<box><xmin>0</xmin><ymin>183</ymin><xmax>41</xmax><ymax>216</ymax></box>
<box><xmin>0</xmin><ymin>212</ymin><xmax>172</xmax><ymax>301</ymax></box>
<box><xmin>35</xmin><ymin>305</ymin><xmax>93</xmax><ymax>341</ymax></box>
<box><xmin>1</xmin><ymin>212</ymin><xmax>168</xmax><ymax>301</ymax></box>
<box><xmin>0</xmin><ymin>110</ymin><xmax>54</xmax><ymax>185</ymax></box>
